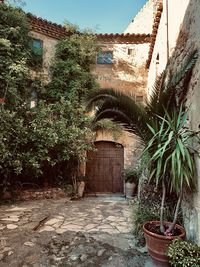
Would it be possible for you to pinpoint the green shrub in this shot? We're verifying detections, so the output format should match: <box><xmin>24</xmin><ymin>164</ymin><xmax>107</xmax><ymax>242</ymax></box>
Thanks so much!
<box><xmin>133</xmin><ymin>200</ymin><xmax>160</xmax><ymax>245</ymax></box>
<box><xmin>124</xmin><ymin>166</ymin><xmax>141</xmax><ymax>184</ymax></box>
<box><xmin>132</xmin><ymin>181</ymin><xmax>183</xmax><ymax>245</ymax></box>
<box><xmin>167</xmin><ymin>239</ymin><xmax>200</xmax><ymax>267</ymax></box>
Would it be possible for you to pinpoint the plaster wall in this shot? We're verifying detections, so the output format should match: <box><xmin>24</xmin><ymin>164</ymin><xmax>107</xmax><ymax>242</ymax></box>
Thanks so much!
<box><xmin>147</xmin><ymin>0</ymin><xmax>200</xmax><ymax>243</ymax></box>
<box><xmin>93</xmin><ymin>42</ymin><xmax>149</xmax><ymax>102</ymax></box>
<box><xmin>124</xmin><ymin>0</ymin><xmax>155</xmax><ymax>34</ymax></box>
<box><xmin>93</xmin><ymin>41</ymin><xmax>149</xmax><ymax>168</ymax></box>
<box><xmin>148</xmin><ymin>0</ymin><xmax>190</xmax><ymax>96</ymax></box>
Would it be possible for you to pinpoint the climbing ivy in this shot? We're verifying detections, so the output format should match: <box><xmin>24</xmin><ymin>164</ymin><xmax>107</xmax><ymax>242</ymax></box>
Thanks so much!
<box><xmin>0</xmin><ymin>3</ymin><xmax>31</xmax><ymax>109</ymax></box>
<box><xmin>46</xmin><ymin>31</ymin><xmax>99</xmax><ymax>102</ymax></box>
<box><xmin>0</xmin><ymin>3</ymin><xmax>97</xmax><ymax>192</ymax></box>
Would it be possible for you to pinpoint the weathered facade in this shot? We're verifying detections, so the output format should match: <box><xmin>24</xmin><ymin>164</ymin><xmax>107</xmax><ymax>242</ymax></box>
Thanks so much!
<box><xmin>27</xmin><ymin>0</ymin><xmax>200</xmax><ymax>241</ymax></box>
<box><xmin>146</xmin><ymin>0</ymin><xmax>200</xmax><ymax>243</ymax></box>
<box><xmin>28</xmin><ymin>13</ymin><xmax>151</xmax><ymax>193</ymax></box>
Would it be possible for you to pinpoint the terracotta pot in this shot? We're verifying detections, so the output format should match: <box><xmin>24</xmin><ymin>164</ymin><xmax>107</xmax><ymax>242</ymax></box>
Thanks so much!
<box><xmin>78</xmin><ymin>181</ymin><xmax>85</xmax><ymax>198</ymax></box>
<box><xmin>143</xmin><ymin>221</ymin><xmax>186</xmax><ymax>267</ymax></box>
<box><xmin>125</xmin><ymin>182</ymin><xmax>136</xmax><ymax>198</ymax></box>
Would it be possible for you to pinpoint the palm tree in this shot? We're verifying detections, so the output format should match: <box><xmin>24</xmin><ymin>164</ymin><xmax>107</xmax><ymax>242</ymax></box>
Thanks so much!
<box><xmin>87</xmin><ymin>50</ymin><xmax>197</xmax><ymax>143</ymax></box>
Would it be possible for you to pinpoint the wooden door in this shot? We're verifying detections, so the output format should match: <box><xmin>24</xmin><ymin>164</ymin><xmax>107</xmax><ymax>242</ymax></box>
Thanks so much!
<box><xmin>86</xmin><ymin>141</ymin><xmax>124</xmax><ymax>193</ymax></box>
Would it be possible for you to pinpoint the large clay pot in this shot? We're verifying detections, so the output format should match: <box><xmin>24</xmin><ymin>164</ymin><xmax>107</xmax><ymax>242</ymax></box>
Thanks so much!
<box><xmin>77</xmin><ymin>181</ymin><xmax>85</xmax><ymax>198</ymax></box>
<box><xmin>125</xmin><ymin>182</ymin><xmax>136</xmax><ymax>198</ymax></box>
<box><xmin>143</xmin><ymin>221</ymin><xmax>186</xmax><ymax>267</ymax></box>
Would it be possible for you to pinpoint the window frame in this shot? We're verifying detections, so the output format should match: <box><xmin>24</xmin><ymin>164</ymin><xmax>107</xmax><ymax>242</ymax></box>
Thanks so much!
<box><xmin>97</xmin><ymin>51</ymin><xmax>114</xmax><ymax>65</ymax></box>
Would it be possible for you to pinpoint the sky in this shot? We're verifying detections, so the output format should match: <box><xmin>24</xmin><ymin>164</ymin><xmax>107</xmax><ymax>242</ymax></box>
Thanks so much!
<box><xmin>20</xmin><ymin>0</ymin><xmax>148</xmax><ymax>33</ymax></box>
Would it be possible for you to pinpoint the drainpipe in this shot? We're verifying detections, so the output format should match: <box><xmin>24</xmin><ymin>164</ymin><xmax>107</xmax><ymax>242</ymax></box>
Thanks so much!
<box><xmin>166</xmin><ymin>0</ymin><xmax>169</xmax><ymax>60</ymax></box>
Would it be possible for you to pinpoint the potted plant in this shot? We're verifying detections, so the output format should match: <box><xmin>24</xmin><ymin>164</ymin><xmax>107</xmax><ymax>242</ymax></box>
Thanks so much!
<box><xmin>142</xmin><ymin>106</ymin><xmax>200</xmax><ymax>266</ymax></box>
<box><xmin>124</xmin><ymin>166</ymin><xmax>140</xmax><ymax>198</ymax></box>
<box><xmin>77</xmin><ymin>175</ymin><xmax>88</xmax><ymax>198</ymax></box>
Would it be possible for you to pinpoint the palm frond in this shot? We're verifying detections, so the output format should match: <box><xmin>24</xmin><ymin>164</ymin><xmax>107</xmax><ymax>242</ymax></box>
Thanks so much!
<box><xmin>94</xmin><ymin>93</ymin><xmax>151</xmax><ymax>142</ymax></box>
<box><xmin>86</xmin><ymin>88</ymin><xmax>119</xmax><ymax>111</ymax></box>
<box><xmin>146</xmin><ymin>70</ymin><xmax>167</xmax><ymax>116</ymax></box>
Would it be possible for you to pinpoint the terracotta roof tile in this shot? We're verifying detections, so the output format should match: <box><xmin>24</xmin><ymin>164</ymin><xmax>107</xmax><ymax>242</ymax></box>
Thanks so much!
<box><xmin>146</xmin><ymin>1</ymin><xmax>163</xmax><ymax>68</ymax></box>
<box><xmin>95</xmin><ymin>33</ymin><xmax>151</xmax><ymax>43</ymax></box>
<box><xmin>28</xmin><ymin>14</ymin><xmax>70</xmax><ymax>39</ymax></box>
<box><xmin>28</xmin><ymin>14</ymin><xmax>150</xmax><ymax>44</ymax></box>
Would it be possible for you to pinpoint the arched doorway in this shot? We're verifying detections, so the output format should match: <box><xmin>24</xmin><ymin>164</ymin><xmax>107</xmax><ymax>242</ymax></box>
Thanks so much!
<box><xmin>86</xmin><ymin>141</ymin><xmax>124</xmax><ymax>194</ymax></box>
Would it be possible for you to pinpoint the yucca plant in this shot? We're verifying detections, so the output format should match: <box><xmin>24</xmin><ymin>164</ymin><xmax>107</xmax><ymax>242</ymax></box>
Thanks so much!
<box><xmin>144</xmin><ymin>106</ymin><xmax>200</xmax><ymax>234</ymax></box>
<box><xmin>86</xmin><ymin>50</ymin><xmax>198</xmax><ymax>235</ymax></box>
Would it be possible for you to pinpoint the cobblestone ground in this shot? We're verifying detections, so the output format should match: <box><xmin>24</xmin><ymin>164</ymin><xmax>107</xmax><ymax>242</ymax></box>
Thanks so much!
<box><xmin>0</xmin><ymin>197</ymin><xmax>152</xmax><ymax>267</ymax></box>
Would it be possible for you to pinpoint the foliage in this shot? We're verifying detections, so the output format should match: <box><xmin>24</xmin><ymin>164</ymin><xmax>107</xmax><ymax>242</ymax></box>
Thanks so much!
<box><xmin>123</xmin><ymin>166</ymin><xmax>141</xmax><ymax>184</ymax></box>
<box><xmin>0</xmin><ymin>3</ymin><xmax>31</xmax><ymax>109</ymax></box>
<box><xmin>87</xmin><ymin>88</ymin><xmax>150</xmax><ymax>143</ymax></box>
<box><xmin>0</xmin><ymin>99</ymin><xmax>94</xmax><ymax>190</ymax></box>
<box><xmin>63</xmin><ymin>20</ymin><xmax>79</xmax><ymax>33</ymax></box>
<box><xmin>133</xmin><ymin>200</ymin><xmax>160</xmax><ymax>245</ymax></box>
<box><xmin>86</xmin><ymin>50</ymin><xmax>198</xmax><ymax>235</ymax></box>
<box><xmin>86</xmin><ymin>50</ymin><xmax>198</xmax><ymax>144</ymax></box>
<box><xmin>133</xmin><ymin>183</ymin><xmax>183</xmax><ymax>244</ymax></box>
<box><xmin>28</xmin><ymin>43</ymin><xmax>43</xmax><ymax>70</ymax></box>
<box><xmin>46</xmin><ymin>32</ymin><xmax>99</xmax><ymax>102</ymax></box>
<box><xmin>145</xmin><ymin>107</ymin><xmax>198</xmax><ymax>194</ymax></box>
<box><xmin>0</xmin><ymin>4</ymin><xmax>98</xmax><ymax>193</ymax></box>
<box><xmin>0</xmin><ymin>107</ymin><xmax>25</xmax><ymax>191</ymax></box>
<box><xmin>144</xmin><ymin>106</ymin><xmax>199</xmax><ymax>234</ymax></box>
<box><xmin>94</xmin><ymin>118</ymin><xmax>123</xmax><ymax>140</ymax></box>
<box><xmin>167</xmin><ymin>239</ymin><xmax>200</xmax><ymax>267</ymax></box>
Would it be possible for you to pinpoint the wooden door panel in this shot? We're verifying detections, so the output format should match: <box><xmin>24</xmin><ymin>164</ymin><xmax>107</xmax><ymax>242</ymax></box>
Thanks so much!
<box><xmin>86</xmin><ymin>141</ymin><xmax>124</xmax><ymax>193</ymax></box>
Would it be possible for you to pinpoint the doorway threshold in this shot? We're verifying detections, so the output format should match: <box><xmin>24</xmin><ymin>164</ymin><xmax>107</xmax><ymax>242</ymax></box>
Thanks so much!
<box><xmin>85</xmin><ymin>193</ymin><xmax>126</xmax><ymax>201</ymax></box>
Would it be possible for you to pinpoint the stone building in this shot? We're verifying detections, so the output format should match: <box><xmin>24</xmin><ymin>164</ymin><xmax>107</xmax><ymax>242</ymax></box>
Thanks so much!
<box><xmin>145</xmin><ymin>0</ymin><xmax>200</xmax><ymax>243</ymax></box>
<box><xmin>28</xmin><ymin>12</ymin><xmax>150</xmax><ymax>195</ymax></box>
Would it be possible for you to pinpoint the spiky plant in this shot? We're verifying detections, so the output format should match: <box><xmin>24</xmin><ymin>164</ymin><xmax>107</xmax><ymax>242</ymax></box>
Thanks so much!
<box><xmin>86</xmin><ymin>50</ymin><xmax>198</xmax><ymax>235</ymax></box>
<box><xmin>144</xmin><ymin>107</ymin><xmax>199</xmax><ymax>234</ymax></box>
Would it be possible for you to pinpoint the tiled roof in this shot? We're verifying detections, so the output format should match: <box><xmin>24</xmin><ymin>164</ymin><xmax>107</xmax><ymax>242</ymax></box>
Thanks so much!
<box><xmin>95</xmin><ymin>33</ymin><xmax>151</xmax><ymax>44</ymax></box>
<box><xmin>146</xmin><ymin>1</ymin><xmax>163</xmax><ymax>68</ymax></box>
<box><xmin>28</xmin><ymin>14</ymin><xmax>150</xmax><ymax>44</ymax></box>
<box><xmin>28</xmin><ymin>14</ymin><xmax>70</xmax><ymax>39</ymax></box>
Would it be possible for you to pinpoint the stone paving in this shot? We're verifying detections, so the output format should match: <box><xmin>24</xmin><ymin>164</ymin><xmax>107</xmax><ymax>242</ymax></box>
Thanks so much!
<box><xmin>0</xmin><ymin>196</ymin><xmax>152</xmax><ymax>267</ymax></box>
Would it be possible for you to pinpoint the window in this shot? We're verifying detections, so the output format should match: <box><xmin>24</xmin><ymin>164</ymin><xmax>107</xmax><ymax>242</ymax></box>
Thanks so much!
<box><xmin>29</xmin><ymin>39</ymin><xmax>43</xmax><ymax>69</ymax></box>
<box><xmin>32</xmin><ymin>39</ymin><xmax>43</xmax><ymax>55</ymax></box>
<box><xmin>97</xmin><ymin>51</ymin><xmax>113</xmax><ymax>64</ymax></box>
<box><xmin>127</xmin><ymin>48</ymin><xmax>134</xmax><ymax>56</ymax></box>
<box><xmin>30</xmin><ymin>90</ymin><xmax>37</xmax><ymax>108</ymax></box>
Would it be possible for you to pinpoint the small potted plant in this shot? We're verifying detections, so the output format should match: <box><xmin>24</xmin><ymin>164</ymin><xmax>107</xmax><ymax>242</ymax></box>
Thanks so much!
<box><xmin>124</xmin><ymin>166</ymin><xmax>140</xmax><ymax>198</ymax></box>
<box><xmin>142</xmin><ymin>107</ymin><xmax>200</xmax><ymax>266</ymax></box>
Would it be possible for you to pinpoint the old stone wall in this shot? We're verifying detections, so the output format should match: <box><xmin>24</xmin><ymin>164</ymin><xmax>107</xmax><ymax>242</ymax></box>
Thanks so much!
<box><xmin>29</xmin><ymin>31</ymin><xmax>58</xmax><ymax>82</ymax></box>
<box><xmin>30</xmin><ymin>23</ymin><xmax>149</xmax><ymax>182</ymax></box>
<box><xmin>147</xmin><ymin>0</ymin><xmax>200</xmax><ymax>243</ymax></box>
<box><xmin>92</xmin><ymin>40</ymin><xmax>149</xmax><ymax>169</ymax></box>
<box><xmin>93</xmin><ymin>42</ymin><xmax>148</xmax><ymax>102</ymax></box>
<box><xmin>95</xmin><ymin>130</ymin><xmax>143</xmax><ymax>168</ymax></box>
<box><xmin>1</xmin><ymin>188</ymin><xmax>66</xmax><ymax>201</ymax></box>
